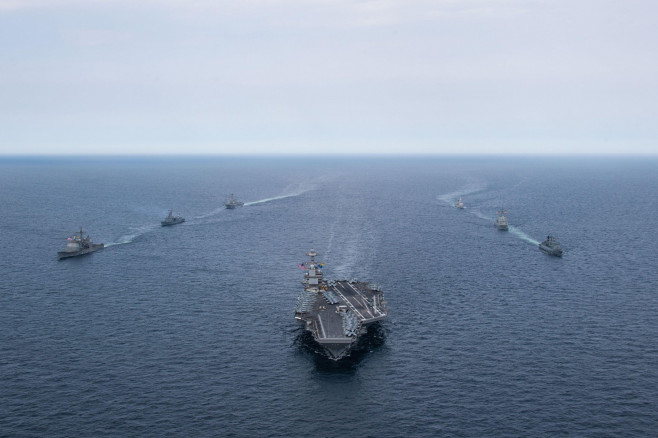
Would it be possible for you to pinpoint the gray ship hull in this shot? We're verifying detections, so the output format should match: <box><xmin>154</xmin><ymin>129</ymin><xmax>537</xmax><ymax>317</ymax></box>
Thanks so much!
<box><xmin>58</xmin><ymin>244</ymin><xmax>104</xmax><ymax>260</ymax></box>
<box><xmin>495</xmin><ymin>223</ymin><xmax>509</xmax><ymax>231</ymax></box>
<box><xmin>161</xmin><ymin>218</ymin><xmax>185</xmax><ymax>226</ymax></box>
<box><xmin>296</xmin><ymin>280</ymin><xmax>388</xmax><ymax>361</ymax></box>
<box><xmin>225</xmin><ymin>194</ymin><xmax>244</xmax><ymax>209</ymax></box>
<box><xmin>539</xmin><ymin>243</ymin><xmax>563</xmax><ymax>257</ymax></box>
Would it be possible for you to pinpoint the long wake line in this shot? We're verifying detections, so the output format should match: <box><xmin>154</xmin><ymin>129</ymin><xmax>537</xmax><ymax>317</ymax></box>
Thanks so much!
<box><xmin>437</xmin><ymin>192</ymin><xmax>541</xmax><ymax>246</ymax></box>
<box><xmin>509</xmin><ymin>226</ymin><xmax>540</xmax><ymax>246</ymax></box>
<box><xmin>106</xmin><ymin>189</ymin><xmax>311</xmax><ymax>245</ymax></box>
<box><xmin>244</xmin><ymin>192</ymin><xmax>305</xmax><ymax>206</ymax></box>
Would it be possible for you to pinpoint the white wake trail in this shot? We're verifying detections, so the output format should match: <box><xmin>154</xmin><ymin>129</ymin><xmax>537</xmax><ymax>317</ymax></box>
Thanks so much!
<box><xmin>244</xmin><ymin>192</ymin><xmax>302</xmax><ymax>206</ymax></box>
<box><xmin>436</xmin><ymin>179</ymin><xmax>488</xmax><ymax>205</ymax></box>
<box><xmin>509</xmin><ymin>226</ymin><xmax>540</xmax><ymax>245</ymax></box>
<box><xmin>105</xmin><ymin>224</ymin><xmax>160</xmax><ymax>247</ymax></box>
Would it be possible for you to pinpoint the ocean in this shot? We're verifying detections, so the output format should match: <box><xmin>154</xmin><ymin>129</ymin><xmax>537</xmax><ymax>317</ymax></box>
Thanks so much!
<box><xmin>1</xmin><ymin>155</ymin><xmax>657</xmax><ymax>437</ymax></box>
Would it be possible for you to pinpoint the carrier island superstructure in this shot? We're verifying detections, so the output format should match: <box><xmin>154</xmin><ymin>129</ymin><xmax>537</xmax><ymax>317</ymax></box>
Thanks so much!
<box><xmin>295</xmin><ymin>250</ymin><xmax>388</xmax><ymax>361</ymax></box>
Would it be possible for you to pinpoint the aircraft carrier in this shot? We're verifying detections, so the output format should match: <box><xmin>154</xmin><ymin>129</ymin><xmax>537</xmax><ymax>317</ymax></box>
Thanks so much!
<box><xmin>294</xmin><ymin>250</ymin><xmax>388</xmax><ymax>361</ymax></box>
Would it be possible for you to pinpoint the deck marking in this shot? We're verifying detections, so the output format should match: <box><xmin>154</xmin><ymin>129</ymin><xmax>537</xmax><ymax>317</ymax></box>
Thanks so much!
<box><xmin>317</xmin><ymin>313</ymin><xmax>327</xmax><ymax>338</ymax></box>
<box><xmin>332</xmin><ymin>285</ymin><xmax>366</xmax><ymax>320</ymax></box>
<box><xmin>346</xmin><ymin>282</ymin><xmax>376</xmax><ymax>318</ymax></box>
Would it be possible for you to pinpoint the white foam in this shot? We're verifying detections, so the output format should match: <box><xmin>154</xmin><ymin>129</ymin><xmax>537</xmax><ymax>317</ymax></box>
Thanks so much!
<box><xmin>509</xmin><ymin>226</ymin><xmax>541</xmax><ymax>245</ymax></box>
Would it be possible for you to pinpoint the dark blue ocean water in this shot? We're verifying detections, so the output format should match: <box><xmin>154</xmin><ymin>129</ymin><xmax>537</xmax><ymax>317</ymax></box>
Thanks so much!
<box><xmin>1</xmin><ymin>156</ymin><xmax>657</xmax><ymax>437</ymax></box>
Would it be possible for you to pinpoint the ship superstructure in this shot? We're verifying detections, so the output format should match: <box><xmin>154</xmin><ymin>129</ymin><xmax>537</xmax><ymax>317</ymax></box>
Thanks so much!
<box><xmin>225</xmin><ymin>193</ymin><xmax>244</xmax><ymax>209</ymax></box>
<box><xmin>539</xmin><ymin>235</ymin><xmax>563</xmax><ymax>257</ymax></box>
<box><xmin>58</xmin><ymin>228</ymin><xmax>104</xmax><ymax>259</ymax></box>
<box><xmin>294</xmin><ymin>249</ymin><xmax>388</xmax><ymax>361</ymax></box>
<box><xmin>161</xmin><ymin>209</ymin><xmax>185</xmax><ymax>226</ymax></box>
<box><xmin>494</xmin><ymin>208</ymin><xmax>509</xmax><ymax>231</ymax></box>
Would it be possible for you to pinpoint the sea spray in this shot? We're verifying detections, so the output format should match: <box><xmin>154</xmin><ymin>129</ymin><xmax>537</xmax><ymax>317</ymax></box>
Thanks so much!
<box><xmin>436</xmin><ymin>180</ymin><xmax>488</xmax><ymax>205</ymax></box>
<box><xmin>508</xmin><ymin>226</ymin><xmax>541</xmax><ymax>245</ymax></box>
<box><xmin>106</xmin><ymin>223</ymin><xmax>160</xmax><ymax>247</ymax></box>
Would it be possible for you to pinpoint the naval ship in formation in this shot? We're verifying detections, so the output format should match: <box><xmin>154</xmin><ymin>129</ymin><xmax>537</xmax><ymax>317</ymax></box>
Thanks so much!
<box><xmin>295</xmin><ymin>250</ymin><xmax>388</xmax><ymax>361</ymax></box>
<box><xmin>58</xmin><ymin>228</ymin><xmax>104</xmax><ymax>260</ymax></box>
<box><xmin>225</xmin><ymin>193</ymin><xmax>244</xmax><ymax>209</ymax></box>
<box><xmin>539</xmin><ymin>235</ymin><xmax>563</xmax><ymax>257</ymax></box>
<box><xmin>161</xmin><ymin>210</ymin><xmax>185</xmax><ymax>226</ymax></box>
<box><xmin>494</xmin><ymin>208</ymin><xmax>509</xmax><ymax>231</ymax></box>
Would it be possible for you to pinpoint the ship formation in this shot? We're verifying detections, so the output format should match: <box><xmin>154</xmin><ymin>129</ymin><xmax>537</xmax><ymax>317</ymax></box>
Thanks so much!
<box><xmin>455</xmin><ymin>197</ymin><xmax>565</xmax><ymax>255</ymax></box>
<box><xmin>294</xmin><ymin>250</ymin><xmax>388</xmax><ymax>361</ymax></box>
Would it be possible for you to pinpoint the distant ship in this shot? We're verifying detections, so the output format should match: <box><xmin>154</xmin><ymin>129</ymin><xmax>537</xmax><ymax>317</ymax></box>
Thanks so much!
<box><xmin>294</xmin><ymin>249</ymin><xmax>388</xmax><ymax>361</ymax></box>
<box><xmin>455</xmin><ymin>197</ymin><xmax>465</xmax><ymax>209</ymax></box>
<box><xmin>539</xmin><ymin>235</ymin><xmax>563</xmax><ymax>257</ymax></box>
<box><xmin>494</xmin><ymin>208</ymin><xmax>509</xmax><ymax>231</ymax></box>
<box><xmin>225</xmin><ymin>193</ymin><xmax>244</xmax><ymax>209</ymax></box>
<box><xmin>161</xmin><ymin>209</ymin><xmax>185</xmax><ymax>226</ymax></box>
<box><xmin>58</xmin><ymin>228</ymin><xmax>104</xmax><ymax>259</ymax></box>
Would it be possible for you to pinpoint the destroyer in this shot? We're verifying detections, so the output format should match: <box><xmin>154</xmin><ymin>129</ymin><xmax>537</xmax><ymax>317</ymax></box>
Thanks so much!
<box><xmin>539</xmin><ymin>235</ymin><xmax>563</xmax><ymax>257</ymax></box>
<box><xmin>494</xmin><ymin>208</ymin><xmax>509</xmax><ymax>231</ymax></box>
<box><xmin>294</xmin><ymin>249</ymin><xmax>388</xmax><ymax>361</ymax></box>
<box><xmin>225</xmin><ymin>193</ymin><xmax>244</xmax><ymax>209</ymax></box>
<box><xmin>161</xmin><ymin>209</ymin><xmax>185</xmax><ymax>226</ymax></box>
<box><xmin>58</xmin><ymin>228</ymin><xmax>104</xmax><ymax>259</ymax></box>
<box><xmin>455</xmin><ymin>197</ymin><xmax>465</xmax><ymax>209</ymax></box>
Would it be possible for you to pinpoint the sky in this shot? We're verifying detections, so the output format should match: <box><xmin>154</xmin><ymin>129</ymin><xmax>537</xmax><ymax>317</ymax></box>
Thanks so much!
<box><xmin>0</xmin><ymin>0</ymin><xmax>656</xmax><ymax>155</ymax></box>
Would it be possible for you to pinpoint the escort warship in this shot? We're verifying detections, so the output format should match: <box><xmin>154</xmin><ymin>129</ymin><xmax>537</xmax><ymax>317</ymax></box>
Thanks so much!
<box><xmin>225</xmin><ymin>193</ymin><xmax>244</xmax><ymax>209</ymax></box>
<box><xmin>455</xmin><ymin>197</ymin><xmax>465</xmax><ymax>209</ymax></box>
<box><xmin>58</xmin><ymin>228</ymin><xmax>104</xmax><ymax>260</ymax></box>
<box><xmin>294</xmin><ymin>250</ymin><xmax>388</xmax><ymax>361</ymax></box>
<box><xmin>161</xmin><ymin>209</ymin><xmax>185</xmax><ymax>226</ymax></box>
<box><xmin>539</xmin><ymin>235</ymin><xmax>563</xmax><ymax>257</ymax></box>
<box><xmin>494</xmin><ymin>208</ymin><xmax>509</xmax><ymax>231</ymax></box>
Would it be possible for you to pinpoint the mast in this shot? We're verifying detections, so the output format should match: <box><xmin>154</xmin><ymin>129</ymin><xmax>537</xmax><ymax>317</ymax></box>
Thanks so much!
<box><xmin>303</xmin><ymin>249</ymin><xmax>323</xmax><ymax>291</ymax></box>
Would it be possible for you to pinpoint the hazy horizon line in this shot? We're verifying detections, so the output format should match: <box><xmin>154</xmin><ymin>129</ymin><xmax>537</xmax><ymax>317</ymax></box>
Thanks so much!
<box><xmin>2</xmin><ymin>152</ymin><xmax>657</xmax><ymax>162</ymax></box>
<box><xmin>2</xmin><ymin>151</ymin><xmax>657</xmax><ymax>157</ymax></box>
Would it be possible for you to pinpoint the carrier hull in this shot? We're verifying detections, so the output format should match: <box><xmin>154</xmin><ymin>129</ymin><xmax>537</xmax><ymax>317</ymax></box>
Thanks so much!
<box><xmin>294</xmin><ymin>250</ymin><xmax>388</xmax><ymax>361</ymax></box>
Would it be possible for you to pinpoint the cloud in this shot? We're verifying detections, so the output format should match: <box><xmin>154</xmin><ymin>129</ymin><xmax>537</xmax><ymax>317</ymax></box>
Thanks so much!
<box><xmin>2</xmin><ymin>0</ymin><xmax>657</xmax><ymax>154</ymax></box>
<box><xmin>0</xmin><ymin>0</ymin><xmax>531</xmax><ymax>27</ymax></box>
<box><xmin>60</xmin><ymin>29</ymin><xmax>132</xmax><ymax>47</ymax></box>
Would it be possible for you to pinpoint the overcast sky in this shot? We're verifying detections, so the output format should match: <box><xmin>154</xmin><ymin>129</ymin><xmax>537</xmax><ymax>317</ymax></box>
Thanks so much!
<box><xmin>1</xmin><ymin>0</ymin><xmax>656</xmax><ymax>155</ymax></box>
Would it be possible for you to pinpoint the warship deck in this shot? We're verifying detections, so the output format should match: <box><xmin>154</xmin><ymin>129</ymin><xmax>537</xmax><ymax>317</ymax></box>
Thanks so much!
<box><xmin>295</xmin><ymin>249</ymin><xmax>388</xmax><ymax>360</ymax></box>
<box><xmin>300</xmin><ymin>280</ymin><xmax>386</xmax><ymax>345</ymax></box>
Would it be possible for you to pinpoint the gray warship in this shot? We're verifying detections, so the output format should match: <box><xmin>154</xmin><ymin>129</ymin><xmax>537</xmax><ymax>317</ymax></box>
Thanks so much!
<box><xmin>58</xmin><ymin>228</ymin><xmax>104</xmax><ymax>260</ymax></box>
<box><xmin>494</xmin><ymin>208</ymin><xmax>509</xmax><ymax>231</ymax></box>
<box><xmin>161</xmin><ymin>209</ymin><xmax>185</xmax><ymax>226</ymax></box>
<box><xmin>294</xmin><ymin>250</ymin><xmax>388</xmax><ymax>361</ymax></box>
<box><xmin>455</xmin><ymin>197</ymin><xmax>465</xmax><ymax>209</ymax></box>
<box><xmin>225</xmin><ymin>193</ymin><xmax>244</xmax><ymax>209</ymax></box>
<box><xmin>539</xmin><ymin>235</ymin><xmax>563</xmax><ymax>257</ymax></box>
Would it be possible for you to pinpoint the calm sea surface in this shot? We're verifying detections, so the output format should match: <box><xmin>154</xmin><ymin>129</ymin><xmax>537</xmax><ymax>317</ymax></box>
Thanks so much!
<box><xmin>1</xmin><ymin>156</ymin><xmax>657</xmax><ymax>437</ymax></box>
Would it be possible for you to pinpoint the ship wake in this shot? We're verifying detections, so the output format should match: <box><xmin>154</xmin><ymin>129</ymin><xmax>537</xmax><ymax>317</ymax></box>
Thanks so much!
<box><xmin>461</xmin><ymin>207</ymin><xmax>541</xmax><ymax>246</ymax></box>
<box><xmin>105</xmin><ymin>224</ymin><xmax>160</xmax><ymax>247</ymax></box>
<box><xmin>195</xmin><ymin>184</ymin><xmax>312</xmax><ymax>219</ymax></box>
<box><xmin>509</xmin><ymin>226</ymin><xmax>540</xmax><ymax>245</ymax></box>
<box><xmin>436</xmin><ymin>179</ymin><xmax>488</xmax><ymax>206</ymax></box>
<box><xmin>245</xmin><ymin>184</ymin><xmax>312</xmax><ymax>206</ymax></box>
